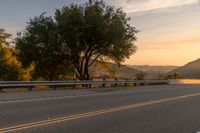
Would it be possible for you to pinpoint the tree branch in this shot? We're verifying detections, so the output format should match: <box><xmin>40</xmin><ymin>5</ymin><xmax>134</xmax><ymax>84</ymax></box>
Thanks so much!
<box><xmin>88</xmin><ymin>54</ymin><xmax>101</xmax><ymax>67</ymax></box>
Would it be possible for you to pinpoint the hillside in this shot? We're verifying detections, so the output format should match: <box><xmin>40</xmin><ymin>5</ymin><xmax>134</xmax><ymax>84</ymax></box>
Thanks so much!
<box><xmin>92</xmin><ymin>63</ymin><xmax>140</xmax><ymax>79</ymax></box>
<box><xmin>169</xmin><ymin>58</ymin><xmax>200</xmax><ymax>78</ymax></box>
<box><xmin>128</xmin><ymin>65</ymin><xmax>178</xmax><ymax>74</ymax></box>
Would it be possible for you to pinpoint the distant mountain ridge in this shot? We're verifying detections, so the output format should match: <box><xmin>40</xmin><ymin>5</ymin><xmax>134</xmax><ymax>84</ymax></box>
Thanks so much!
<box><xmin>169</xmin><ymin>58</ymin><xmax>200</xmax><ymax>79</ymax></box>
<box><xmin>92</xmin><ymin>59</ymin><xmax>200</xmax><ymax>79</ymax></box>
<box><xmin>92</xmin><ymin>63</ymin><xmax>183</xmax><ymax>79</ymax></box>
<box><xmin>127</xmin><ymin>65</ymin><xmax>178</xmax><ymax>74</ymax></box>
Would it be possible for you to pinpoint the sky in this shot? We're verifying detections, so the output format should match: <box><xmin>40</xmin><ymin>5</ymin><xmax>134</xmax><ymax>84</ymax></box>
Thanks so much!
<box><xmin>0</xmin><ymin>0</ymin><xmax>200</xmax><ymax>66</ymax></box>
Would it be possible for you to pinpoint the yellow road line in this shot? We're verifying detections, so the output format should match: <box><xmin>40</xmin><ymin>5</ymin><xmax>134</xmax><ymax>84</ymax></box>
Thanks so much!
<box><xmin>1</xmin><ymin>92</ymin><xmax>200</xmax><ymax>133</ymax></box>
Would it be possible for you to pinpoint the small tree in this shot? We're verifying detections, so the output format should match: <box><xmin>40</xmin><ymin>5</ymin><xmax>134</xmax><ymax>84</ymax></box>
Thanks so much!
<box><xmin>135</xmin><ymin>72</ymin><xmax>146</xmax><ymax>80</ymax></box>
<box><xmin>165</xmin><ymin>73</ymin><xmax>182</xmax><ymax>79</ymax></box>
<box><xmin>0</xmin><ymin>29</ymin><xmax>33</xmax><ymax>80</ymax></box>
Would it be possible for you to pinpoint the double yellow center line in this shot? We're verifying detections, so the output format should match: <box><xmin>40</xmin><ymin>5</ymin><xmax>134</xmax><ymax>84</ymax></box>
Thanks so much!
<box><xmin>1</xmin><ymin>92</ymin><xmax>200</xmax><ymax>133</ymax></box>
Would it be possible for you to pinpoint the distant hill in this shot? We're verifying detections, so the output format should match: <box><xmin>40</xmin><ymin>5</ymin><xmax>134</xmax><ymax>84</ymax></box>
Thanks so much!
<box><xmin>92</xmin><ymin>63</ymin><xmax>180</xmax><ymax>79</ymax></box>
<box><xmin>92</xmin><ymin>63</ymin><xmax>140</xmax><ymax>79</ymax></box>
<box><xmin>169</xmin><ymin>58</ymin><xmax>200</xmax><ymax>79</ymax></box>
<box><xmin>127</xmin><ymin>65</ymin><xmax>178</xmax><ymax>74</ymax></box>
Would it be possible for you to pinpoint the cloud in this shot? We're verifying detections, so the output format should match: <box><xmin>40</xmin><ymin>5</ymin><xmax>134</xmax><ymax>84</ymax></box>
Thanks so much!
<box><xmin>108</xmin><ymin>0</ymin><xmax>198</xmax><ymax>13</ymax></box>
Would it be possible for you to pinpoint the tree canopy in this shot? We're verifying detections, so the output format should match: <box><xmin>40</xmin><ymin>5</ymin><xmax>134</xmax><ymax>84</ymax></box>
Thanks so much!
<box><xmin>16</xmin><ymin>0</ymin><xmax>137</xmax><ymax>80</ymax></box>
<box><xmin>16</xmin><ymin>14</ymin><xmax>72</xmax><ymax>80</ymax></box>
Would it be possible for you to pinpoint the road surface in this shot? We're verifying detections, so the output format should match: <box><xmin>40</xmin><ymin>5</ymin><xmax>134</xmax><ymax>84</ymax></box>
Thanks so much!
<box><xmin>0</xmin><ymin>85</ymin><xmax>200</xmax><ymax>133</ymax></box>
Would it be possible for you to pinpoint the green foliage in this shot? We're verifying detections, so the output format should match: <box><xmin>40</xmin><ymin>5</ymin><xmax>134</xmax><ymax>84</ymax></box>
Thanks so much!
<box><xmin>16</xmin><ymin>0</ymin><xmax>137</xmax><ymax>80</ymax></box>
<box><xmin>165</xmin><ymin>73</ymin><xmax>182</xmax><ymax>79</ymax></box>
<box><xmin>16</xmin><ymin>14</ymin><xmax>72</xmax><ymax>80</ymax></box>
<box><xmin>0</xmin><ymin>29</ymin><xmax>33</xmax><ymax>80</ymax></box>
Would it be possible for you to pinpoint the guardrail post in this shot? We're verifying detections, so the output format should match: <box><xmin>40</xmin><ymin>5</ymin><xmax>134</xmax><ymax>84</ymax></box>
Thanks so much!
<box><xmin>88</xmin><ymin>83</ymin><xmax>92</xmax><ymax>88</ymax></box>
<box><xmin>125</xmin><ymin>79</ymin><xmax>128</xmax><ymax>87</ymax></box>
<box><xmin>102</xmin><ymin>78</ymin><xmax>106</xmax><ymax>87</ymax></box>
<box><xmin>114</xmin><ymin>78</ymin><xmax>117</xmax><ymax>87</ymax></box>
<box><xmin>53</xmin><ymin>85</ymin><xmax>57</xmax><ymax>90</ymax></box>
<box><xmin>28</xmin><ymin>86</ymin><xmax>33</xmax><ymax>91</ymax></box>
<box><xmin>0</xmin><ymin>88</ymin><xmax>3</xmax><ymax>93</ymax></box>
<box><xmin>72</xmin><ymin>83</ymin><xmax>76</xmax><ymax>89</ymax></box>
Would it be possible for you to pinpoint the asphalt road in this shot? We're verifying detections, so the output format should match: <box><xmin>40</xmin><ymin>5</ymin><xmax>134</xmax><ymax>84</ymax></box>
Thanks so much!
<box><xmin>1</xmin><ymin>85</ymin><xmax>200</xmax><ymax>133</ymax></box>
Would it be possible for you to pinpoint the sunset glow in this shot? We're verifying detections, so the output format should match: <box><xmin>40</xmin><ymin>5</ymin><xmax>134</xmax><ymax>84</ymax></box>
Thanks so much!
<box><xmin>0</xmin><ymin>0</ymin><xmax>200</xmax><ymax>66</ymax></box>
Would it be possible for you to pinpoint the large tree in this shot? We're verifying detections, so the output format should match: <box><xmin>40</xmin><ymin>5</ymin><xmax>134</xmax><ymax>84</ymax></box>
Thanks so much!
<box><xmin>16</xmin><ymin>0</ymin><xmax>137</xmax><ymax>80</ymax></box>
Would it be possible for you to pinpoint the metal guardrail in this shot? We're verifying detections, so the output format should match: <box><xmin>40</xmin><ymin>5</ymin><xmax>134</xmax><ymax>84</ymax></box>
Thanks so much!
<box><xmin>0</xmin><ymin>79</ymin><xmax>169</xmax><ymax>92</ymax></box>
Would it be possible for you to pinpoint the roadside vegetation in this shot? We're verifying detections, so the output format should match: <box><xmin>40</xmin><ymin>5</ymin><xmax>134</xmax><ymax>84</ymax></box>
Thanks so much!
<box><xmin>164</xmin><ymin>73</ymin><xmax>182</xmax><ymax>79</ymax></box>
<box><xmin>0</xmin><ymin>29</ymin><xmax>34</xmax><ymax>80</ymax></box>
